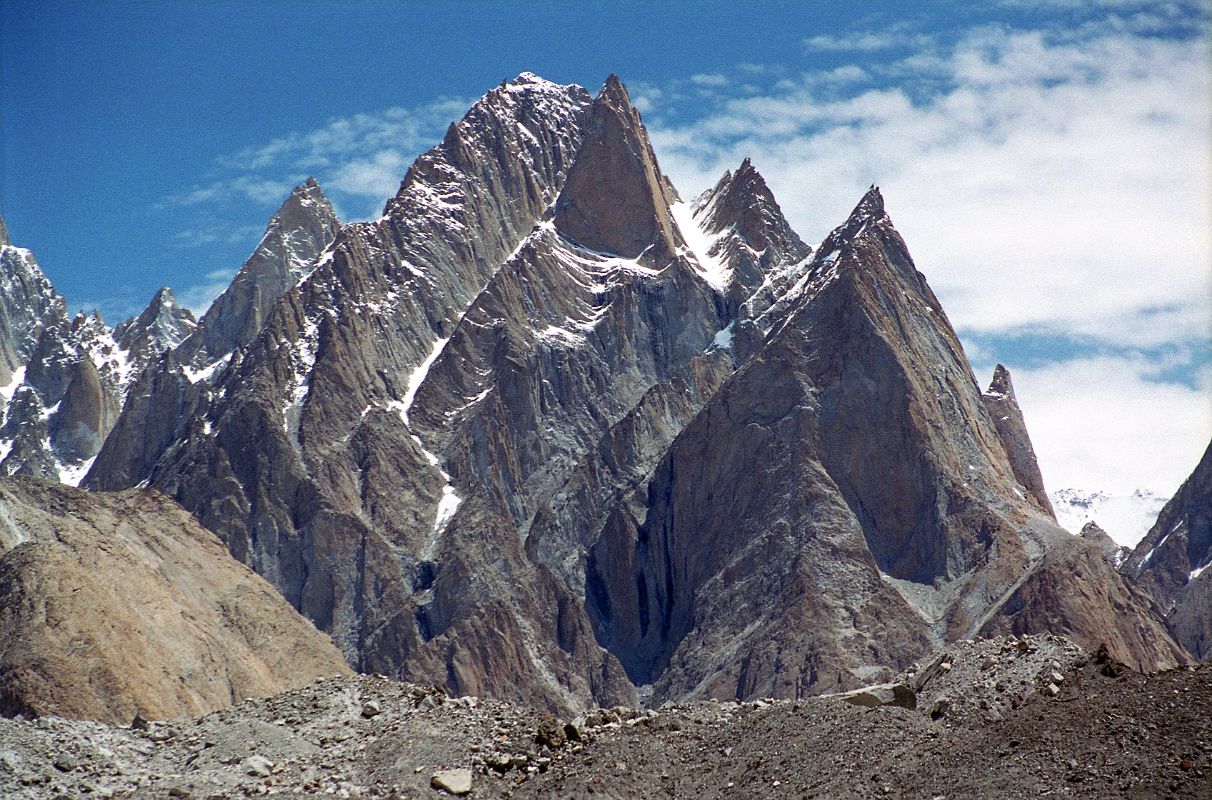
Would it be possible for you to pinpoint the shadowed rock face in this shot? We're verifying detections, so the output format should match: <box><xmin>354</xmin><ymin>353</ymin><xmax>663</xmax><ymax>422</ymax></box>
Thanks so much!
<box><xmin>47</xmin><ymin>356</ymin><xmax>119</xmax><ymax>463</ymax></box>
<box><xmin>0</xmin><ymin>478</ymin><xmax>351</xmax><ymax>724</ymax></box>
<box><xmin>982</xmin><ymin>364</ymin><xmax>1055</xmax><ymax>516</ymax></box>
<box><xmin>1124</xmin><ymin>441</ymin><xmax>1212</xmax><ymax>660</ymax></box>
<box><xmin>584</xmin><ymin>189</ymin><xmax>1185</xmax><ymax>703</ymax></box>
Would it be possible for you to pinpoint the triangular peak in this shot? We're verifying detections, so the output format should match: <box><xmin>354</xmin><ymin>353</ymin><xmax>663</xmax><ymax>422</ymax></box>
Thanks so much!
<box><xmin>695</xmin><ymin>158</ymin><xmax>794</xmax><ymax>246</ymax></box>
<box><xmin>553</xmin><ymin>74</ymin><xmax>680</xmax><ymax>260</ymax></box>
<box><xmin>986</xmin><ymin>363</ymin><xmax>1015</xmax><ymax>398</ymax></box>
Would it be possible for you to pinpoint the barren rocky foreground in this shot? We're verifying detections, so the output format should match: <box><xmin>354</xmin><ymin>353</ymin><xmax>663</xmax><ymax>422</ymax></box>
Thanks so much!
<box><xmin>1</xmin><ymin>635</ymin><xmax>1207</xmax><ymax>799</ymax></box>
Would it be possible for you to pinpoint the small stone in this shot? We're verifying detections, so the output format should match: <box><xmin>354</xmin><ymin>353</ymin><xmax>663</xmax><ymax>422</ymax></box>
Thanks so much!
<box><xmin>244</xmin><ymin>755</ymin><xmax>274</xmax><ymax>777</ymax></box>
<box><xmin>168</xmin><ymin>787</ymin><xmax>192</xmax><ymax>798</ymax></box>
<box><xmin>1046</xmin><ymin>683</ymin><xmax>1060</xmax><ymax>697</ymax></box>
<box><xmin>53</xmin><ymin>753</ymin><xmax>77</xmax><ymax>772</ymax></box>
<box><xmin>535</xmin><ymin>714</ymin><xmax>566</xmax><ymax>749</ymax></box>
<box><xmin>431</xmin><ymin>768</ymin><xmax>473</xmax><ymax>795</ymax></box>
<box><xmin>360</xmin><ymin>701</ymin><xmax>381</xmax><ymax>718</ymax></box>
<box><xmin>1050</xmin><ymin>671</ymin><xmax>1065</xmax><ymax>684</ymax></box>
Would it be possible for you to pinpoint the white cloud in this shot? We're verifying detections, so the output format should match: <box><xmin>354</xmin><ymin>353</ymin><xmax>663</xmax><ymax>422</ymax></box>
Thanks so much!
<box><xmin>328</xmin><ymin>149</ymin><xmax>410</xmax><ymax>199</ymax></box>
<box><xmin>161</xmin><ymin>175</ymin><xmax>297</xmax><ymax>208</ymax></box>
<box><xmin>215</xmin><ymin>100</ymin><xmax>467</xmax><ymax>179</ymax></box>
<box><xmin>803</xmin><ymin>28</ymin><xmax>934</xmax><ymax>52</ymax></box>
<box><xmin>1001</xmin><ymin>354</ymin><xmax>1212</xmax><ymax>496</ymax></box>
<box><xmin>160</xmin><ymin>96</ymin><xmax>469</xmax><ymax>225</ymax></box>
<box><xmin>651</xmin><ymin>23</ymin><xmax>1211</xmax><ymax>351</ymax></box>
<box><xmin>172</xmin><ymin>224</ymin><xmax>262</xmax><ymax>248</ymax></box>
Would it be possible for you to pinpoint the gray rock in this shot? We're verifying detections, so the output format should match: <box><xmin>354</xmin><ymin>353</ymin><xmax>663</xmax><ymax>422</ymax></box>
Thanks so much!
<box><xmin>244</xmin><ymin>755</ymin><xmax>273</xmax><ymax>778</ymax></box>
<box><xmin>1123</xmin><ymin>439</ymin><xmax>1212</xmax><ymax>661</ymax></box>
<box><xmin>836</xmin><ymin>683</ymin><xmax>918</xmax><ymax>711</ymax></box>
<box><xmin>431</xmin><ymin>768</ymin><xmax>473</xmax><ymax>795</ymax></box>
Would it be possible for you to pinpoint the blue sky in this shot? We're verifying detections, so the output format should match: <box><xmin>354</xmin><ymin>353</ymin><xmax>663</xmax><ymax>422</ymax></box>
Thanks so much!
<box><xmin>2</xmin><ymin>0</ymin><xmax>1210</xmax><ymax>507</ymax></box>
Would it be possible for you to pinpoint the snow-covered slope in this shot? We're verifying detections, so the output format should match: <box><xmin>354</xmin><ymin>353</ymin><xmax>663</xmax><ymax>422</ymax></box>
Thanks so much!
<box><xmin>1051</xmin><ymin>488</ymin><xmax>1168</xmax><ymax>547</ymax></box>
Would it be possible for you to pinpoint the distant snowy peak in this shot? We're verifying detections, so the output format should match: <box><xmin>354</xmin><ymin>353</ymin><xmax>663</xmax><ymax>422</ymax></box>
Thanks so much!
<box><xmin>191</xmin><ymin>178</ymin><xmax>340</xmax><ymax>362</ymax></box>
<box><xmin>0</xmin><ymin>237</ymin><xmax>67</xmax><ymax>381</ymax></box>
<box><xmin>117</xmin><ymin>287</ymin><xmax>197</xmax><ymax>352</ymax></box>
<box><xmin>1050</xmin><ymin>487</ymin><xmax>1167</xmax><ymax>547</ymax></box>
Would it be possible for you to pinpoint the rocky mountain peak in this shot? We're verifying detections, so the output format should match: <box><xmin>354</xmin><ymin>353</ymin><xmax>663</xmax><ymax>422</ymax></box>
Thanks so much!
<box><xmin>191</xmin><ymin>179</ymin><xmax>340</xmax><ymax>361</ymax></box>
<box><xmin>695</xmin><ymin>158</ymin><xmax>810</xmax><ymax>265</ymax></box>
<box><xmin>803</xmin><ymin>186</ymin><xmax>895</xmax><ymax>270</ymax></box>
<box><xmin>987</xmin><ymin>363</ymin><xmax>1014</xmax><ymax>397</ymax></box>
<box><xmin>276</xmin><ymin>177</ymin><xmax>334</xmax><ymax>237</ymax></box>
<box><xmin>1080</xmin><ymin>521</ymin><xmax>1130</xmax><ymax>567</ymax></box>
<box><xmin>0</xmin><ymin>210</ymin><xmax>9</xmax><ymax>247</ymax></box>
<box><xmin>980</xmin><ymin>364</ymin><xmax>1054</xmax><ymax>516</ymax></box>
<box><xmin>553</xmin><ymin>75</ymin><xmax>680</xmax><ymax>260</ymax></box>
<box><xmin>1124</xmin><ymin>439</ymin><xmax>1212</xmax><ymax>659</ymax></box>
<box><xmin>115</xmin><ymin>285</ymin><xmax>197</xmax><ymax>362</ymax></box>
<box><xmin>853</xmin><ymin>184</ymin><xmax>886</xmax><ymax>219</ymax></box>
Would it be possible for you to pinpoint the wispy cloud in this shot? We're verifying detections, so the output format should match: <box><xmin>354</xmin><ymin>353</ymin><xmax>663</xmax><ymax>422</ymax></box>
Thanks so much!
<box><xmin>803</xmin><ymin>26</ymin><xmax>934</xmax><ymax>53</ymax></box>
<box><xmin>172</xmin><ymin>224</ymin><xmax>262</xmax><ymax>248</ymax></box>
<box><xmin>213</xmin><ymin>100</ymin><xmax>467</xmax><ymax>182</ymax></box>
<box><xmin>158</xmin><ymin>96</ymin><xmax>469</xmax><ymax>228</ymax></box>
<box><xmin>160</xmin><ymin>175</ymin><xmax>299</xmax><ymax>208</ymax></box>
<box><xmin>652</xmin><ymin>19</ymin><xmax>1210</xmax><ymax>351</ymax></box>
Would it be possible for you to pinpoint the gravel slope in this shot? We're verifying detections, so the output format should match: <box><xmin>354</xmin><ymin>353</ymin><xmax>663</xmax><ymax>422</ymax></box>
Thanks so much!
<box><xmin>0</xmin><ymin>635</ymin><xmax>1207</xmax><ymax>799</ymax></box>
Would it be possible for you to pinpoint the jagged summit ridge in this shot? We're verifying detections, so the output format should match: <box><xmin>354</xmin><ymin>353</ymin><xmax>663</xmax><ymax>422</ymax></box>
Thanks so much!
<box><xmin>10</xmin><ymin>71</ymin><xmax>1186</xmax><ymax>721</ymax></box>
<box><xmin>116</xmin><ymin>286</ymin><xmax>196</xmax><ymax>355</ymax></box>
<box><xmin>677</xmin><ymin>158</ymin><xmax>812</xmax><ymax>327</ymax></box>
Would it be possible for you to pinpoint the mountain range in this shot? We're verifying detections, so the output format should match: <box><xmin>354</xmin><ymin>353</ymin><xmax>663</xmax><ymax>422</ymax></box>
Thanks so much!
<box><xmin>0</xmin><ymin>72</ymin><xmax>1206</xmax><ymax>721</ymax></box>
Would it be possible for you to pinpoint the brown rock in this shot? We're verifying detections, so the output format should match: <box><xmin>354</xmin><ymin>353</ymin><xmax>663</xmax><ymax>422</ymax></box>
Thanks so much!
<box><xmin>981</xmin><ymin>364</ymin><xmax>1055</xmax><ymax>516</ymax></box>
<box><xmin>0</xmin><ymin>478</ymin><xmax>351</xmax><ymax>724</ymax></box>
<box><xmin>554</xmin><ymin>74</ymin><xmax>680</xmax><ymax>261</ymax></box>
<box><xmin>1123</xmin><ymin>439</ymin><xmax>1212</xmax><ymax>661</ymax></box>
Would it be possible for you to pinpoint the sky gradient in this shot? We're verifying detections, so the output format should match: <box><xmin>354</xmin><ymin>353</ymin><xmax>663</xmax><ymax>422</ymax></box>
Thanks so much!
<box><xmin>2</xmin><ymin>0</ymin><xmax>1210</xmax><ymax>506</ymax></box>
